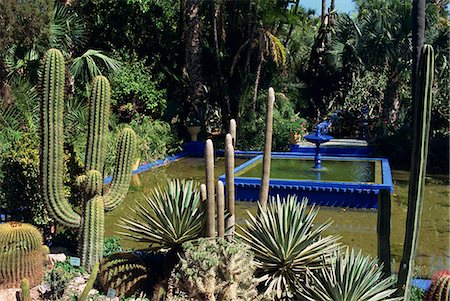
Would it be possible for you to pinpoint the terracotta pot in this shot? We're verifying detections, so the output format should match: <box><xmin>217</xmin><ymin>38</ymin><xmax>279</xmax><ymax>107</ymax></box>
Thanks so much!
<box><xmin>187</xmin><ymin>126</ymin><xmax>201</xmax><ymax>141</ymax></box>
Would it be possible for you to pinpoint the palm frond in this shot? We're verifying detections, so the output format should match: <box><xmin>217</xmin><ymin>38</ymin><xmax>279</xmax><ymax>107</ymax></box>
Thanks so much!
<box><xmin>70</xmin><ymin>50</ymin><xmax>121</xmax><ymax>85</ymax></box>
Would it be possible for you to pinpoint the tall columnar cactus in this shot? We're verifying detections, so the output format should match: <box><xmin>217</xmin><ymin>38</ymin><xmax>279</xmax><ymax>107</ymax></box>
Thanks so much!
<box><xmin>396</xmin><ymin>45</ymin><xmax>434</xmax><ymax>298</ymax></box>
<box><xmin>229</xmin><ymin>119</ymin><xmax>237</xmax><ymax>147</ymax></box>
<box><xmin>204</xmin><ymin>139</ymin><xmax>215</xmax><ymax>237</ymax></box>
<box><xmin>259</xmin><ymin>87</ymin><xmax>275</xmax><ymax>210</ymax></box>
<box><xmin>0</xmin><ymin>222</ymin><xmax>48</xmax><ymax>288</ymax></box>
<box><xmin>217</xmin><ymin>181</ymin><xmax>225</xmax><ymax>238</ymax></box>
<box><xmin>39</xmin><ymin>49</ymin><xmax>137</xmax><ymax>270</ymax></box>
<box><xmin>225</xmin><ymin>133</ymin><xmax>235</xmax><ymax>239</ymax></box>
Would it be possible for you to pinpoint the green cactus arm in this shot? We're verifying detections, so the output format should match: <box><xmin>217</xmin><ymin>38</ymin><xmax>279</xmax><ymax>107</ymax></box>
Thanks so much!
<box><xmin>80</xmin><ymin>196</ymin><xmax>104</xmax><ymax>270</ymax></box>
<box><xmin>85</xmin><ymin>76</ymin><xmax>111</xmax><ymax>173</ymax></box>
<box><xmin>79</xmin><ymin>262</ymin><xmax>100</xmax><ymax>301</ymax></box>
<box><xmin>103</xmin><ymin>128</ymin><xmax>137</xmax><ymax>211</ymax></box>
<box><xmin>40</xmin><ymin>48</ymin><xmax>81</xmax><ymax>228</ymax></box>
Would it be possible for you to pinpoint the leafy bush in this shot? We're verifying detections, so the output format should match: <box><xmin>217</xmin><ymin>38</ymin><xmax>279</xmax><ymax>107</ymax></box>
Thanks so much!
<box><xmin>106</xmin><ymin>116</ymin><xmax>180</xmax><ymax>175</ymax></box>
<box><xmin>237</xmin><ymin>196</ymin><xmax>340</xmax><ymax>299</ymax></box>
<box><xmin>104</xmin><ymin>236</ymin><xmax>123</xmax><ymax>257</ymax></box>
<box><xmin>110</xmin><ymin>54</ymin><xmax>167</xmax><ymax>120</ymax></box>
<box><xmin>167</xmin><ymin>238</ymin><xmax>266</xmax><ymax>301</ymax></box>
<box><xmin>0</xmin><ymin>132</ymin><xmax>50</xmax><ymax>225</ymax></box>
<box><xmin>239</xmin><ymin>91</ymin><xmax>309</xmax><ymax>151</ymax></box>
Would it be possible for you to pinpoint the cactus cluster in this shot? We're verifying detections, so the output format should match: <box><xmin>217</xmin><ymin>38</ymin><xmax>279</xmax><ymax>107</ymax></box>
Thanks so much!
<box><xmin>0</xmin><ymin>222</ymin><xmax>48</xmax><ymax>288</ymax></box>
<box><xmin>166</xmin><ymin>238</ymin><xmax>264</xmax><ymax>301</ymax></box>
<box><xmin>39</xmin><ymin>48</ymin><xmax>137</xmax><ymax>270</ymax></box>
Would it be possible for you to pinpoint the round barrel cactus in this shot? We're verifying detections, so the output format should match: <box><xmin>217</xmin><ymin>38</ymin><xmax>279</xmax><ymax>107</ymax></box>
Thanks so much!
<box><xmin>0</xmin><ymin>222</ymin><xmax>48</xmax><ymax>288</ymax></box>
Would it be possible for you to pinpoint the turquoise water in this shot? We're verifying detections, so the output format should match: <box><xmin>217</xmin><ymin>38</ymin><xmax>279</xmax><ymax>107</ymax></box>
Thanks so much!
<box><xmin>237</xmin><ymin>158</ymin><xmax>378</xmax><ymax>183</ymax></box>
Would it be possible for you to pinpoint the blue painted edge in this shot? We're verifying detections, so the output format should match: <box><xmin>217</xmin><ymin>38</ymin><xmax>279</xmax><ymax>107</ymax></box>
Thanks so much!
<box><xmin>103</xmin><ymin>152</ymin><xmax>190</xmax><ymax>184</ymax></box>
<box><xmin>411</xmin><ymin>278</ymin><xmax>432</xmax><ymax>291</ymax></box>
<box><xmin>219</xmin><ymin>153</ymin><xmax>394</xmax><ymax>193</ymax></box>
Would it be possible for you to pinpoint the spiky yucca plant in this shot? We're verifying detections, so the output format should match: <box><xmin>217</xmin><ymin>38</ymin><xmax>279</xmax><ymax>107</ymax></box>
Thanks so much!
<box><xmin>303</xmin><ymin>248</ymin><xmax>401</xmax><ymax>301</ymax></box>
<box><xmin>237</xmin><ymin>196</ymin><xmax>340</xmax><ymax>299</ymax></box>
<box><xmin>119</xmin><ymin>179</ymin><xmax>204</xmax><ymax>253</ymax></box>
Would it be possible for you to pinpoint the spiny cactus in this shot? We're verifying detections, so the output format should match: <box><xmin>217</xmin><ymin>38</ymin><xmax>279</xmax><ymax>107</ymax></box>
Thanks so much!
<box><xmin>216</xmin><ymin>181</ymin><xmax>225</xmax><ymax>238</ymax></box>
<box><xmin>79</xmin><ymin>262</ymin><xmax>100</xmax><ymax>301</ymax></box>
<box><xmin>0</xmin><ymin>222</ymin><xmax>47</xmax><ymax>288</ymax></box>
<box><xmin>99</xmin><ymin>252</ymin><xmax>149</xmax><ymax>297</ymax></box>
<box><xmin>259</xmin><ymin>87</ymin><xmax>275</xmax><ymax>210</ymax></box>
<box><xmin>167</xmin><ymin>238</ymin><xmax>265</xmax><ymax>301</ymax></box>
<box><xmin>224</xmin><ymin>133</ymin><xmax>235</xmax><ymax>239</ymax></box>
<box><xmin>396</xmin><ymin>44</ymin><xmax>434</xmax><ymax>298</ymax></box>
<box><xmin>21</xmin><ymin>278</ymin><xmax>31</xmax><ymax>301</ymax></box>
<box><xmin>229</xmin><ymin>119</ymin><xmax>237</xmax><ymax>147</ymax></box>
<box><xmin>39</xmin><ymin>48</ymin><xmax>137</xmax><ymax>270</ymax></box>
<box><xmin>426</xmin><ymin>270</ymin><xmax>450</xmax><ymax>301</ymax></box>
<box><xmin>204</xmin><ymin>139</ymin><xmax>215</xmax><ymax>237</ymax></box>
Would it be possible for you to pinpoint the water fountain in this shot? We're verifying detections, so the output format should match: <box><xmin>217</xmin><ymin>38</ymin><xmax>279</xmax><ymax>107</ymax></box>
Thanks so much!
<box><xmin>219</xmin><ymin>111</ymin><xmax>394</xmax><ymax>208</ymax></box>
<box><xmin>304</xmin><ymin>111</ymin><xmax>339</xmax><ymax>170</ymax></box>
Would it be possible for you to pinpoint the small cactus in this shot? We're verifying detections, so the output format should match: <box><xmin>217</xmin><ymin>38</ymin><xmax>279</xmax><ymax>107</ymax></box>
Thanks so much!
<box><xmin>0</xmin><ymin>222</ymin><xmax>47</xmax><ymax>288</ymax></box>
<box><xmin>426</xmin><ymin>270</ymin><xmax>450</xmax><ymax>301</ymax></box>
<box><xmin>21</xmin><ymin>278</ymin><xmax>31</xmax><ymax>301</ymax></box>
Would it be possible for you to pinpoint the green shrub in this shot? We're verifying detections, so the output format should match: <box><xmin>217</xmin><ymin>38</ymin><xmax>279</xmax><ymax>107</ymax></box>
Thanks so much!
<box><xmin>106</xmin><ymin>117</ymin><xmax>180</xmax><ymax>174</ymax></box>
<box><xmin>104</xmin><ymin>236</ymin><xmax>123</xmax><ymax>257</ymax></box>
<box><xmin>239</xmin><ymin>91</ymin><xmax>309</xmax><ymax>151</ymax></box>
<box><xmin>110</xmin><ymin>54</ymin><xmax>167</xmax><ymax>120</ymax></box>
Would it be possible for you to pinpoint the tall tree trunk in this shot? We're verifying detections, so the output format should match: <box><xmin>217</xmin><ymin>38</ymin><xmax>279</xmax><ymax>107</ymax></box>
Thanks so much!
<box><xmin>283</xmin><ymin>0</ymin><xmax>300</xmax><ymax>47</ymax></box>
<box><xmin>383</xmin><ymin>70</ymin><xmax>401</xmax><ymax>128</ymax></box>
<box><xmin>321</xmin><ymin>0</ymin><xmax>326</xmax><ymax>22</ymax></box>
<box><xmin>185</xmin><ymin>0</ymin><xmax>205</xmax><ymax>121</ymax></box>
<box><xmin>252</xmin><ymin>51</ymin><xmax>264</xmax><ymax>111</ymax></box>
<box><xmin>245</xmin><ymin>0</ymin><xmax>257</xmax><ymax>71</ymax></box>
<box><xmin>211</xmin><ymin>0</ymin><xmax>230</xmax><ymax>128</ymax></box>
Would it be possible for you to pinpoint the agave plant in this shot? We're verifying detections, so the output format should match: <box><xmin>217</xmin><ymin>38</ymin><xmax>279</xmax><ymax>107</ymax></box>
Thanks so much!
<box><xmin>302</xmin><ymin>248</ymin><xmax>401</xmax><ymax>301</ymax></box>
<box><xmin>237</xmin><ymin>195</ymin><xmax>340</xmax><ymax>299</ymax></box>
<box><xmin>119</xmin><ymin>179</ymin><xmax>204</xmax><ymax>253</ymax></box>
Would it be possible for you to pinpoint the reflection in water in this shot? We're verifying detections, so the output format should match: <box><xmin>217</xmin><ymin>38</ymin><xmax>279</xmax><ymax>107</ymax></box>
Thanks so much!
<box><xmin>105</xmin><ymin>157</ymin><xmax>450</xmax><ymax>277</ymax></box>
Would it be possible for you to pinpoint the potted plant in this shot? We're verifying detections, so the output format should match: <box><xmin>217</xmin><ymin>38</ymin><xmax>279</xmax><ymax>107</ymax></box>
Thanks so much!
<box><xmin>186</xmin><ymin>113</ymin><xmax>201</xmax><ymax>142</ymax></box>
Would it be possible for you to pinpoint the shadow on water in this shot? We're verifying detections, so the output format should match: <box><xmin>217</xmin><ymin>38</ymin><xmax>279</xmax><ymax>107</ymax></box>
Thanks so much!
<box><xmin>105</xmin><ymin>157</ymin><xmax>449</xmax><ymax>277</ymax></box>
